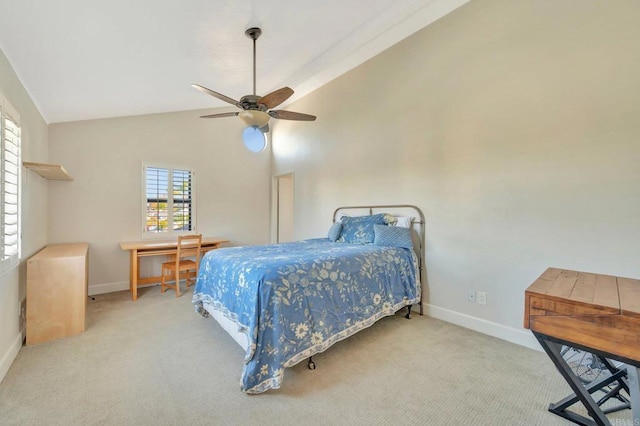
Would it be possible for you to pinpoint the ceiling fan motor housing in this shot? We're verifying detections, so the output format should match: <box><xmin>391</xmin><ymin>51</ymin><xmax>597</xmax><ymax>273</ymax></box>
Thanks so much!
<box><xmin>239</xmin><ymin>95</ymin><xmax>268</xmax><ymax>111</ymax></box>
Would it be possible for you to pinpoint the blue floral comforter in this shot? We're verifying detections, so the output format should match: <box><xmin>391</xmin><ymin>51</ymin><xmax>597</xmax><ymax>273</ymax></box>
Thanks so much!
<box><xmin>192</xmin><ymin>238</ymin><xmax>419</xmax><ymax>393</ymax></box>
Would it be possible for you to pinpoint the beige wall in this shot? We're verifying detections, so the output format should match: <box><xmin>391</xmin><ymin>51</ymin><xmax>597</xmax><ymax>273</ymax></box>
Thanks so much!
<box><xmin>0</xmin><ymin>49</ymin><xmax>49</xmax><ymax>381</ymax></box>
<box><xmin>271</xmin><ymin>0</ymin><xmax>640</xmax><ymax>346</ymax></box>
<box><xmin>48</xmin><ymin>110</ymin><xmax>271</xmax><ymax>294</ymax></box>
<box><xmin>276</xmin><ymin>174</ymin><xmax>294</xmax><ymax>242</ymax></box>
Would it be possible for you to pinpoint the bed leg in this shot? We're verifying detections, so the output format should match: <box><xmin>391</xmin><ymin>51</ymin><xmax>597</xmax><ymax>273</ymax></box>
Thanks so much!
<box><xmin>405</xmin><ymin>305</ymin><xmax>412</xmax><ymax>319</ymax></box>
<box><xmin>307</xmin><ymin>357</ymin><xmax>316</xmax><ymax>370</ymax></box>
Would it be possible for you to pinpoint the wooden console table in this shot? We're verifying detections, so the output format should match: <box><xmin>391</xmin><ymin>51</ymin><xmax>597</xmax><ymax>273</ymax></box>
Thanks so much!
<box><xmin>524</xmin><ymin>268</ymin><xmax>640</xmax><ymax>425</ymax></box>
<box><xmin>120</xmin><ymin>237</ymin><xmax>228</xmax><ymax>300</ymax></box>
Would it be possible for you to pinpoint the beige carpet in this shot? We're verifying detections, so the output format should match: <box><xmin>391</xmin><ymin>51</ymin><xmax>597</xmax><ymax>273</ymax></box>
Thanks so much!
<box><xmin>0</xmin><ymin>286</ymin><xmax>632</xmax><ymax>425</ymax></box>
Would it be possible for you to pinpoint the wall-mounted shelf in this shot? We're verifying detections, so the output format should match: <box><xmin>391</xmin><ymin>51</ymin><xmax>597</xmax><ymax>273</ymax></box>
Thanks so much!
<box><xmin>23</xmin><ymin>162</ymin><xmax>73</xmax><ymax>181</ymax></box>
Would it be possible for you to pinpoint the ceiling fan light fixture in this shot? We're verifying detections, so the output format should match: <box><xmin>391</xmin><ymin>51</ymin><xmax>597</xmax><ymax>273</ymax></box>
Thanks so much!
<box><xmin>238</xmin><ymin>110</ymin><xmax>270</xmax><ymax>128</ymax></box>
<box><xmin>242</xmin><ymin>126</ymin><xmax>267</xmax><ymax>153</ymax></box>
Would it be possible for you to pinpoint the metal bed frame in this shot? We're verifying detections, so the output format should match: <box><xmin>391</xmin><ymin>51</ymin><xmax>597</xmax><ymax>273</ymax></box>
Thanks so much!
<box><xmin>305</xmin><ymin>204</ymin><xmax>427</xmax><ymax>370</ymax></box>
<box><xmin>200</xmin><ymin>204</ymin><xmax>428</xmax><ymax>374</ymax></box>
<box><xmin>332</xmin><ymin>204</ymin><xmax>426</xmax><ymax>317</ymax></box>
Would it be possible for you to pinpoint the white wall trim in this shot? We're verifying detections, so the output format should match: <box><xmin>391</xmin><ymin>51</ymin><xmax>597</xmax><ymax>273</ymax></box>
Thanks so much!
<box><xmin>423</xmin><ymin>303</ymin><xmax>541</xmax><ymax>352</ymax></box>
<box><xmin>88</xmin><ymin>281</ymin><xmax>129</xmax><ymax>296</ymax></box>
<box><xmin>0</xmin><ymin>332</ymin><xmax>22</xmax><ymax>385</ymax></box>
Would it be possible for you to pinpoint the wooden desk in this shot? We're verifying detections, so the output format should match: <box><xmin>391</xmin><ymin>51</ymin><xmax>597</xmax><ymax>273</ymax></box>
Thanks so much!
<box><xmin>120</xmin><ymin>237</ymin><xmax>228</xmax><ymax>301</ymax></box>
<box><xmin>524</xmin><ymin>268</ymin><xmax>640</xmax><ymax>425</ymax></box>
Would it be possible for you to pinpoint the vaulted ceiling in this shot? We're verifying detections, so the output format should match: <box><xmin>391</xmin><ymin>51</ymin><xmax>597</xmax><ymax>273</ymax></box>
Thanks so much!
<box><xmin>0</xmin><ymin>0</ymin><xmax>467</xmax><ymax>123</ymax></box>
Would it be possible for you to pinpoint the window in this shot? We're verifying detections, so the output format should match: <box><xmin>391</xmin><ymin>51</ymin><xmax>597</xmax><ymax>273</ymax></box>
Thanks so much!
<box><xmin>0</xmin><ymin>95</ymin><xmax>21</xmax><ymax>272</ymax></box>
<box><xmin>142</xmin><ymin>163</ymin><xmax>195</xmax><ymax>236</ymax></box>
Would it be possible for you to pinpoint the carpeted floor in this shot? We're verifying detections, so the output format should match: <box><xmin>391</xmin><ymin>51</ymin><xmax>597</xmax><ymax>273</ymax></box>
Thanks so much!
<box><xmin>0</xmin><ymin>286</ymin><xmax>633</xmax><ymax>425</ymax></box>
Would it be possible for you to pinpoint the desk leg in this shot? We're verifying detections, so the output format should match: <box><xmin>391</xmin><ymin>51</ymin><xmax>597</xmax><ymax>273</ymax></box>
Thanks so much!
<box><xmin>628</xmin><ymin>366</ymin><xmax>640</xmax><ymax>424</ymax></box>
<box><xmin>535</xmin><ymin>333</ymin><xmax>612</xmax><ymax>426</ymax></box>
<box><xmin>130</xmin><ymin>249</ymin><xmax>138</xmax><ymax>301</ymax></box>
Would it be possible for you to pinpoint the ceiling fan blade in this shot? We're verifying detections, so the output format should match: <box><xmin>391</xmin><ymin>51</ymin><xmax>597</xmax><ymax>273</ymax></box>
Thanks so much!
<box><xmin>258</xmin><ymin>87</ymin><xmax>294</xmax><ymax>109</ymax></box>
<box><xmin>191</xmin><ymin>84</ymin><xmax>241</xmax><ymax>108</ymax></box>
<box><xmin>268</xmin><ymin>110</ymin><xmax>316</xmax><ymax>121</ymax></box>
<box><xmin>199</xmin><ymin>112</ymin><xmax>239</xmax><ymax>119</ymax></box>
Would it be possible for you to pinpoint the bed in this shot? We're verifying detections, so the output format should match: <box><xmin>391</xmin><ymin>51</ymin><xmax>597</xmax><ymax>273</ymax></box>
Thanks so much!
<box><xmin>192</xmin><ymin>205</ymin><xmax>425</xmax><ymax>393</ymax></box>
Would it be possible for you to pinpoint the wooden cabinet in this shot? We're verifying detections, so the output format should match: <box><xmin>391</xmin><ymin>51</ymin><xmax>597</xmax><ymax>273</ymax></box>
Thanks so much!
<box><xmin>26</xmin><ymin>243</ymin><xmax>89</xmax><ymax>345</ymax></box>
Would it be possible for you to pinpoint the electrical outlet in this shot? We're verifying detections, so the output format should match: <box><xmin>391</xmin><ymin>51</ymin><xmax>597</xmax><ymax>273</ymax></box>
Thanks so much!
<box><xmin>477</xmin><ymin>291</ymin><xmax>487</xmax><ymax>305</ymax></box>
<box><xmin>467</xmin><ymin>290</ymin><xmax>476</xmax><ymax>303</ymax></box>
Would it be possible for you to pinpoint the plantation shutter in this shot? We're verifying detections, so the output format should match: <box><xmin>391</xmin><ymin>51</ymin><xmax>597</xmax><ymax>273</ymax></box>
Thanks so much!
<box><xmin>143</xmin><ymin>163</ymin><xmax>195</xmax><ymax>235</ymax></box>
<box><xmin>171</xmin><ymin>168</ymin><xmax>193</xmax><ymax>231</ymax></box>
<box><xmin>145</xmin><ymin>165</ymin><xmax>169</xmax><ymax>233</ymax></box>
<box><xmin>1</xmin><ymin>98</ymin><xmax>21</xmax><ymax>271</ymax></box>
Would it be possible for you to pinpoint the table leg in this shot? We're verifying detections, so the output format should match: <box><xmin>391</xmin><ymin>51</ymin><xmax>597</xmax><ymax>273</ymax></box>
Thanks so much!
<box><xmin>535</xmin><ymin>333</ymin><xmax>612</xmax><ymax>426</ymax></box>
<box><xmin>131</xmin><ymin>249</ymin><xmax>138</xmax><ymax>301</ymax></box>
<box><xmin>627</xmin><ymin>366</ymin><xmax>640</xmax><ymax>424</ymax></box>
<box><xmin>550</xmin><ymin>368</ymin><xmax>627</xmax><ymax>414</ymax></box>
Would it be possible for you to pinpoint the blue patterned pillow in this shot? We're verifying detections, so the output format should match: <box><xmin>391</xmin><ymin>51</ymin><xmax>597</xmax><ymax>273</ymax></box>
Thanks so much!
<box><xmin>373</xmin><ymin>224</ymin><xmax>413</xmax><ymax>249</ymax></box>
<box><xmin>337</xmin><ymin>213</ymin><xmax>387</xmax><ymax>244</ymax></box>
<box><xmin>327</xmin><ymin>222</ymin><xmax>343</xmax><ymax>242</ymax></box>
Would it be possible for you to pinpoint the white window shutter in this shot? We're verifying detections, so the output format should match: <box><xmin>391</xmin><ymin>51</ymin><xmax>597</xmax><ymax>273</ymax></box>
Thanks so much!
<box><xmin>0</xmin><ymin>96</ymin><xmax>21</xmax><ymax>272</ymax></box>
<box><xmin>142</xmin><ymin>163</ymin><xmax>195</xmax><ymax>237</ymax></box>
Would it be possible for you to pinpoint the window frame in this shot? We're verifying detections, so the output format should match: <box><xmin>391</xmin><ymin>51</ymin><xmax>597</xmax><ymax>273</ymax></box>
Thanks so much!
<box><xmin>141</xmin><ymin>162</ymin><xmax>196</xmax><ymax>239</ymax></box>
<box><xmin>0</xmin><ymin>94</ymin><xmax>21</xmax><ymax>274</ymax></box>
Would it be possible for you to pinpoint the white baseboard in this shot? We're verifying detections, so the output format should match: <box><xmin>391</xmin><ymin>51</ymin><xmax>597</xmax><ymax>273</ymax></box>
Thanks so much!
<box><xmin>88</xmin><ymin>280</ymin><xmax>129</xmax><ymax>296</ymax></box>
<box><xmin>0</xmin><ymin>333</ymin><xmax>22</xmax><ymax>385</ymax></box>
<box><xmin>423</xmin><ymin>303</ymin><xmax>541</xmax><ymax>352</ymax></box>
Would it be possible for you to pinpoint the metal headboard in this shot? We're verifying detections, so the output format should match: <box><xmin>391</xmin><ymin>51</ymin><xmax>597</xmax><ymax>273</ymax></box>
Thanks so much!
<box><xmin>332</xmin><ymin>204</ymin><xmax>426</xmax><ymax>316</ymax></box>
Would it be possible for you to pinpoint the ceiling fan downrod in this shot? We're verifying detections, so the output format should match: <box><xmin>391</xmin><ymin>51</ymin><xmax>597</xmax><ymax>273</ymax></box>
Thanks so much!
<box><xmin>245</xmin><ymin>27</ymin><xmax>262</xmax><ymax>96</ymax></box>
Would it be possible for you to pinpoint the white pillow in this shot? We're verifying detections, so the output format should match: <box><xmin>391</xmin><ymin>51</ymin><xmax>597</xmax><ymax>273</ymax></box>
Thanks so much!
<box><xmin>394</xmin><ymin>216</ymin><xmax>414</xmax><ymax>228</ymax></box>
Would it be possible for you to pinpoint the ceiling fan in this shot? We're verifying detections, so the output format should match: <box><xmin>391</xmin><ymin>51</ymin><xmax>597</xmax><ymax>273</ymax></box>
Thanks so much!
<box><xmin>192</xmin><ymin>27</ymin><xmax>316</xmax><ymax>132</ymax></box>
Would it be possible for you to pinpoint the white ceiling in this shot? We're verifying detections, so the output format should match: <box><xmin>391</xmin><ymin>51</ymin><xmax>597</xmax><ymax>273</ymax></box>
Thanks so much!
<box><xmin>0</xmin><ymin>0</ymin><xmax>468</xmax><ymax>124</ymax></box>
